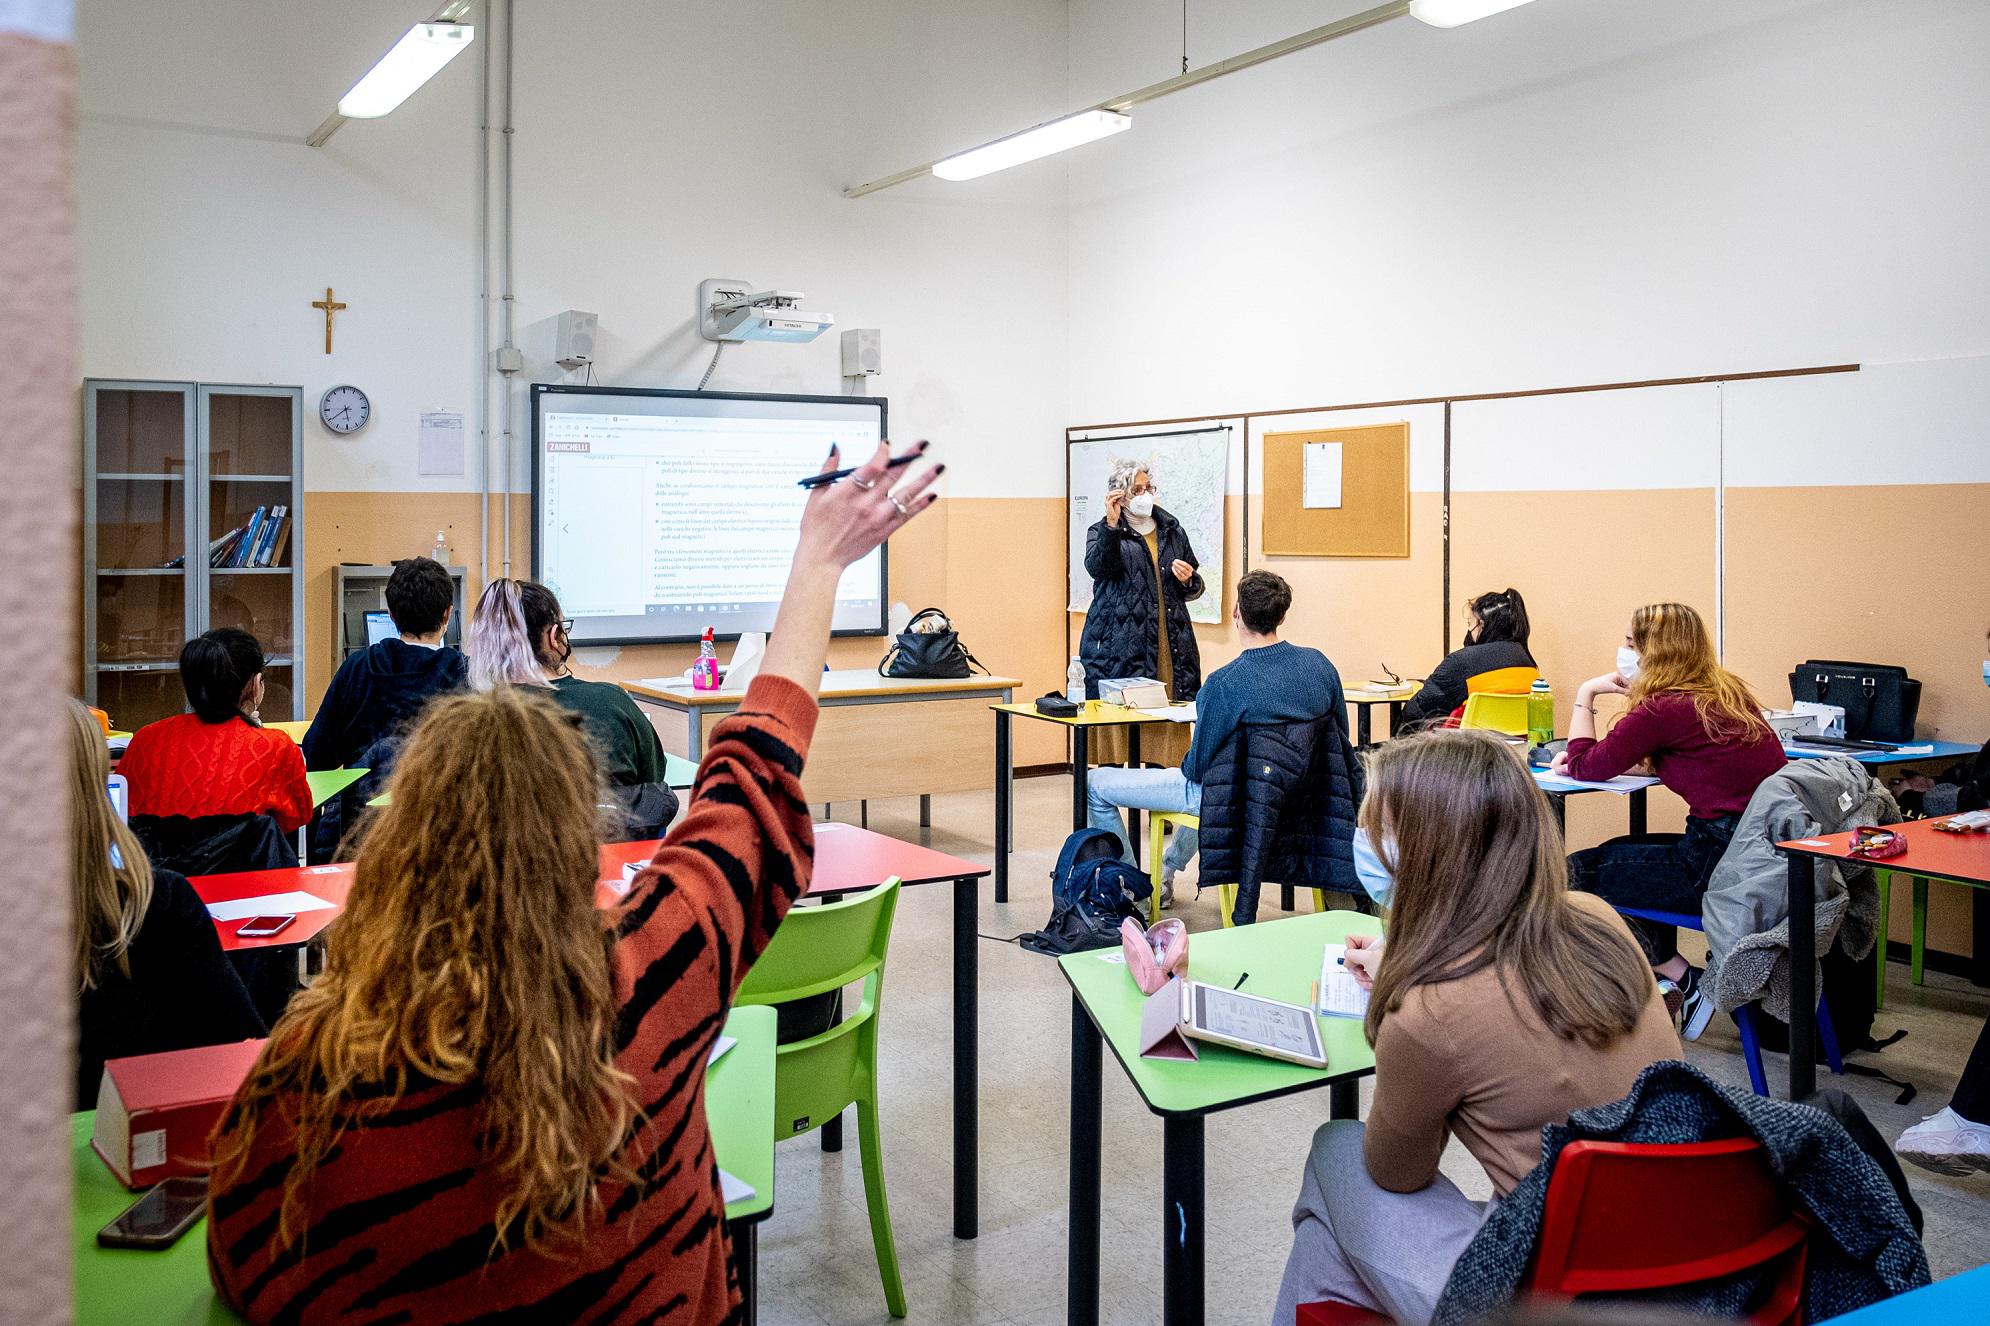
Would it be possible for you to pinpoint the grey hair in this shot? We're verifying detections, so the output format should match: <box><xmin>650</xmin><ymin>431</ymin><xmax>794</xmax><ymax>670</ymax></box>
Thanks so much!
<box><xmin>1106</xmin><ymin>457</ymin><xmax>1151</xmax><ymax>493</ymax></box>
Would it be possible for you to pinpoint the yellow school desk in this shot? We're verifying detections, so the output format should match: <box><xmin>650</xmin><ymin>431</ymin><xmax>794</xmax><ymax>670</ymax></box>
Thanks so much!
<box><xmin>624</xmin><ymin>669</ymin><xmax>1019</xmax><ymax>811</ymax></box>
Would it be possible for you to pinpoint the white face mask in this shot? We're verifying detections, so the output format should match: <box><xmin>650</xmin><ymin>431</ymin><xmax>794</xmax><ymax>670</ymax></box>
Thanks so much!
<box><xmin>1126</xmin><ymin>493</ymin><xmax>1155</xmax><ymax>519</ymax></box>
<box><xmin>1616</xmin><ymin>645</ymin><xmax>1641</xmax><ymax>681</ymax></box>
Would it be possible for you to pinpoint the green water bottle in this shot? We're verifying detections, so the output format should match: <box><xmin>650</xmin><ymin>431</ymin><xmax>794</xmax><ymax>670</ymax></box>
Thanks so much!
<box><xmin>1526</xmin><ymin>678</ymin><xmax>1554</xmax><ymax>749</ymax></box>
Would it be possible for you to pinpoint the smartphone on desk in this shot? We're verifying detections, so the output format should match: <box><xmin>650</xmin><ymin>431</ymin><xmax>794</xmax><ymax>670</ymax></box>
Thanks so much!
<box><xmin>98</xmin><ymin>1176</ymin><xmax>208</xmax><ymax>1249</ymax></box>
<box><xmin>236</xmin><ymin>914</ymin><xmax>296</xmax><ymax>939</ymax></box>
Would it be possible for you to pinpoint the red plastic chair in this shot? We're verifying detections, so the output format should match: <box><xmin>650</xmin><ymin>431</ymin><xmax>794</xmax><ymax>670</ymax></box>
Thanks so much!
<box><xmin>1295</xmin><ymin>1138</ymin><xmax>1809</xmax><ymax>1326</ymax></box>
<box><xmin>1526</xmin><ymin>1138</ymin><xmax>1810</xmax><ymax>1324</ymax></box>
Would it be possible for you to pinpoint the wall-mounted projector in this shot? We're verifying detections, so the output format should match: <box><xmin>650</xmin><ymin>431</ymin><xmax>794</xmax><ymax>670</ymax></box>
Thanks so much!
<box><xmin>698</xmin><ymin>278</ymin><xmax>834</xmax><ymax>344</ymax></box>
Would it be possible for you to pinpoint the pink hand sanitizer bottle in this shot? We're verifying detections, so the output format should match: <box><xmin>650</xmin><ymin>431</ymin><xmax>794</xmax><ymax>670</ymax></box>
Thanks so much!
<box><xmin>692</xmin><ymin>626</ymin><xmax>721</xmax><ymax>691</ymax></box>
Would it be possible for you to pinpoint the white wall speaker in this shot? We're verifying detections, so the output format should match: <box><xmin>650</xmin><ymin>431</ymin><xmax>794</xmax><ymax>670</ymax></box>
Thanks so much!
<box><xmin>841</xmin><ymin>327</ymin><xmax>882</xmax><ymax>377</ymax></box>
<box><xmin>555</xmin><ymin>309</ymin><xmax>599</xmax><ymax>367</ymax></box>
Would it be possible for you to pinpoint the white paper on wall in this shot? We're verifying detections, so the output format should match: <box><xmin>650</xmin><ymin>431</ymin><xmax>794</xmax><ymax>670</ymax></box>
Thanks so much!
<box><xmin>417</xmin><ymin>410</ymin><xmax>466</xmax><ymax>476</ymax></box>
<box><xmin>1302</xmin><ymin>442</ymin><xmax>1343</xmax><ymax>509</ymax></box>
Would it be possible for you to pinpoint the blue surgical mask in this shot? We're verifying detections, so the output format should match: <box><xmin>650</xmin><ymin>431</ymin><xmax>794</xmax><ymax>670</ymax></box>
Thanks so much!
<box><xmin>1981</xmin><ymin>659</ymin><xmax>1989</xmax><ymax>689</ymax></box>
<box><xmin>1352</xmin><ymin>827</ymin><xmax>1395</xmax><ymax>908</ymax></box>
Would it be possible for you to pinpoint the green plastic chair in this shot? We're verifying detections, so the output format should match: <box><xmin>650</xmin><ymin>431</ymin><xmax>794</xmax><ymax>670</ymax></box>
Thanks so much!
<box><xmin>736</xmin><ymin>877</ymin><xmax>906</xmax><ymax>1318</ymax></box>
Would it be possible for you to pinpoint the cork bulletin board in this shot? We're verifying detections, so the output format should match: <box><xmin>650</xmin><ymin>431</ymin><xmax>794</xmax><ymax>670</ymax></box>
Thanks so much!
<box><xmin>1260</xmin><ymin>421</ymin><xmax>1410</xmax><ymax>557</ymax></box>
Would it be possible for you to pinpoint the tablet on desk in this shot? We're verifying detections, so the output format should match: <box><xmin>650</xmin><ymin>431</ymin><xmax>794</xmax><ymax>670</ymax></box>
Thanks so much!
<box><xmin>1181</xmin><ymin>980</ymin><xmax>1327</xmax><ymax>1068</ymax></box>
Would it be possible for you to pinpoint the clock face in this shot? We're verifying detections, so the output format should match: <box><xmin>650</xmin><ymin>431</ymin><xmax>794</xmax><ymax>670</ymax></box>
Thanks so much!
<box><xmin>319</xmin><ymin>385</ymin><xmax>371</xmax><ymax>434</ymax></box>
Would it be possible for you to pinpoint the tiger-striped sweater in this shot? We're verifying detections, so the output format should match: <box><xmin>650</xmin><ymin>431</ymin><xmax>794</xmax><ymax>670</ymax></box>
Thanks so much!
<box><xmin>206</xmin><ymin>675</ymin><xmax>818</xmax><ymax>1325</ymax></box>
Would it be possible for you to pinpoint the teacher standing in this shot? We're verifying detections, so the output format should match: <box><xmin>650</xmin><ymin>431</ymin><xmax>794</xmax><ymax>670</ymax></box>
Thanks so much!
<box><xmin>1080</xmin><ymin>459</ymin><xmax>1204</xmax><ymax>766</ymax></box>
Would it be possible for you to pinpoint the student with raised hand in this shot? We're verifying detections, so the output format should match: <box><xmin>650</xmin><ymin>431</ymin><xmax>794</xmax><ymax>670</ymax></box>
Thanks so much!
<box><xmin>207</xmin><ymin>440</ymin><xmax>938</xmax><ymax>1326</ymax></box>
<box><xmin>118</xmin><ymin>627</ymin><xmax>312</xmax><ymax>836</ymax></box>
<box><xmin>69</xmin><ymin>698</ymin><xmax>264</xmax><ymax>1108</ymax></box>
<box><xmin>301</xmin><ymin>556</ymin><xmax>466</xmax><ymax>772</ymax></box>
<box><xmin>1552</xmin><ymin>602</ymin><xmax>1785</xmax><ymax>1039</ymax></box>
<box><xmin>1272</xmin><ymin>730</ymin><xmax>1680</xmax><ymax>1326</ymax></box>
<box><xmin>469</xmin><ymin>576</ymin><xmax>678</xmax><ymax>839</ymax></box>
<box><xmin>1396</xmin><ymin>587</ymin><xmax>1535</xmax><ymax>732</ymax></box>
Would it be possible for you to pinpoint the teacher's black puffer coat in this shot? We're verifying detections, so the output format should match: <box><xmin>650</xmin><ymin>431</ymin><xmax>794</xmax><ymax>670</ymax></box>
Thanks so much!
<box><xmin>1079</xmin><ymin>505</ymin><xmax>1205</xmax><ymax>701</ymax></box>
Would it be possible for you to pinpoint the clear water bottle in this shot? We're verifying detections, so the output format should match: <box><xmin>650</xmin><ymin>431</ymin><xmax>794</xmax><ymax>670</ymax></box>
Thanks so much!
<box><xmin>693</xmin><ymin>626</ymin><xmax>721</xmax><ymax>690</ymax></box>
<box><xmin>430</xmin><ymin>529</ymin><xmax>449</xmax><ymax>564</ymax></box>
<box><xmin>1066</xmin><ymin>657</ymin><xmax>1087</xmax><ymax>705</ymax></box>
<box><xmin>1526</xmin><ymin>678</ymin><xmax>1555</xmax><ymax>748</ymax></box>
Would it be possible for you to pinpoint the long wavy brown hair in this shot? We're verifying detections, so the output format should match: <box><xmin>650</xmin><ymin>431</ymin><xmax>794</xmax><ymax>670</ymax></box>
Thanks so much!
<box><xmin>1625</xmin><ymin>602</ymin><xmax>1770</xmax><ymax>743</ymax></box>
<box><xmin>1363</xmin><ymin>730</ymin><xmax>1653</xmax><ymax>1049</ymax></box>
<box><xmin>212</xmin><ymin>687</ymin><xmax>632</xmax><ymax>1249</ymax></box>
<box><xmin>69</xmin><ymin>699</ymin><xmax>154</xmax><ymax>990</ymax></box>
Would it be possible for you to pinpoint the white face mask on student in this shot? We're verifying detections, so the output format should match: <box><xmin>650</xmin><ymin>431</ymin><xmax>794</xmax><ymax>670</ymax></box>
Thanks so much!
<box><xmin>1617</xmin><ymin>645</ymin><xmax>1641</xmax><ymax>682</ymax></box>
<box><xmin>1126</xmin><ymin>493</ymin><xmax>1155</xmax><ymax>519</ymax></box>
<box><xmin>1352</xmin><ymin>827</ymin><xmax>1395</xmax><ymax>908</ymax></box>
<box><xmin>1982</xmin><ymin>659</ymin><xmax>1989</xmax><ymax>689</ymax></box>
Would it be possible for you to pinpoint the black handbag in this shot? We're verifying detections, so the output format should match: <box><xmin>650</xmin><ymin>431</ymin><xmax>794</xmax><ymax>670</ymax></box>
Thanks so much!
<box><xmin>879</xmin><ymin>608</ymin><xmax>984</xmax><ymax>680</ymax></box>
<box><xmin>1788</xmin><ymin>659</ymin><xmax>1923</xmax><ymax>744</ymax></box>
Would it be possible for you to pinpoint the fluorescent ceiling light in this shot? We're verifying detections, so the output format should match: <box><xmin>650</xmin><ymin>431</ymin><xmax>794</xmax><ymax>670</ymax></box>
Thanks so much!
<box><xmin>1408</xmin><ymin>0</ymin><xmax>1539</xmax><ymax>27</ymax></box>
<box><xmin>932</xmin><ymin>110</ymin><xmax>1132</xmax><ymax>181</ymax></box>
<box><xmin>337</xmin><ymin>23</ymin><xmax>475</xmax><ymax>119</ymax></box>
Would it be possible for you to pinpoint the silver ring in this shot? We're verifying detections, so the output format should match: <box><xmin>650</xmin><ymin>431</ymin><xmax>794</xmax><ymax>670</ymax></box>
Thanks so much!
<box><xmin>890</xmin><ymin>496</ymin><xmax>910</xmax><ymax>517</ymax></box>
<box><xmin>851</xmin><ymin>476</ymin><xmax>877</xmax><ymax>491</ymax></box>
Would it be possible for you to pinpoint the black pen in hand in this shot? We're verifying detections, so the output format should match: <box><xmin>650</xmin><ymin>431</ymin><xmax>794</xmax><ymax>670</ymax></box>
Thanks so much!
<box><xmin>797</xmin><ymin>443</ymin><xmax>928</xmax><ymax>489</ymax></box>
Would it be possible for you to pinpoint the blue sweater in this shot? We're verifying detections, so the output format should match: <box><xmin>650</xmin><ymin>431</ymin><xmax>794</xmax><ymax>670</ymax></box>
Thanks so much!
<box><xmin>1183</xmin><ymin>641</ymin><xmax>1345</xmax><ymax>784</ymax></box>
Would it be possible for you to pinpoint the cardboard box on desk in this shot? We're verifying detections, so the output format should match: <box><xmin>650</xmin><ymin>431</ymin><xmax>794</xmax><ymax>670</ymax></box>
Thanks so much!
<box><xmin>1098</xmin><ymin>676</ymin><xmax>1169</xmax><ymax>709</ymax></box>
<box><xmin>92</xmin><ymin>1039</ymin><xmax>266</xmax><ymax>1189</ymax></box>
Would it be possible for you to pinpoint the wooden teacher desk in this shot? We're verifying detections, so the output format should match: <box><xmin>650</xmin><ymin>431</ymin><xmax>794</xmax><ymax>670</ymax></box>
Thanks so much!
<box><xmin>625</xmin><ymin>669</ymin><xmax>1019</xmax><ymax>808</ymax></box>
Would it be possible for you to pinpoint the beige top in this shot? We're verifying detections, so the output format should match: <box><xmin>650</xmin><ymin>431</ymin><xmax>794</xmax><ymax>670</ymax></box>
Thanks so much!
<box><xmin>1364</xmin><ymin>892</ymin><xmax>1682</xmax><ymax>1197</ymax></box>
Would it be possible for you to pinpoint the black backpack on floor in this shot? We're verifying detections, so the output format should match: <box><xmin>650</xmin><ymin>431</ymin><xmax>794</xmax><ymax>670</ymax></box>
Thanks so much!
<box><xmin>1017</xmin><ymin>828</ymin><xmax>1151</xmax><ymax>957</ymax></box>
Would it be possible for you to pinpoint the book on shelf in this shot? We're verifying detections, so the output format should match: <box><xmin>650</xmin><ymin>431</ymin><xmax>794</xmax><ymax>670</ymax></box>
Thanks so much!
<box><xmin>247</xmin><ymin>505</ymin><xmax>284</xmax><ymax>567</ymax></box>
<box><xmin>233</xmin><ymin>507</ymin><xmax>267</xmax><ymax>568</ymax></box>
<box><xmin>207</xmin><ymin>525</ymin><xmax>246</xmax><ymax>568</ymax></box>
<box><xmin>263</xmin><ymin>510</ymin><xmax>292</xmax><ymax>568</ymax></box>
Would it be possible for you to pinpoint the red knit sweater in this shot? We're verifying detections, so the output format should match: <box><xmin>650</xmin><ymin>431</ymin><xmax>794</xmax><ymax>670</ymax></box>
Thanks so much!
<box><xmin>206</xmin><ymin>675</ymin><xmax>818</xmax><ymax>1326</ymax></box>
<box><xmin>119</xmin><ymin>713</ymin><xmax>313</xmax><ymax>834</ymax></box>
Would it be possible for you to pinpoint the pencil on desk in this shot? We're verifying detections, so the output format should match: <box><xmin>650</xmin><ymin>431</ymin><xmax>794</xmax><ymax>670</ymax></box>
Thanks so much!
<box><xmin>1310</xmin><ymin>980</ymin><xmax>1319</xmax><ymax>1010</ymax></box>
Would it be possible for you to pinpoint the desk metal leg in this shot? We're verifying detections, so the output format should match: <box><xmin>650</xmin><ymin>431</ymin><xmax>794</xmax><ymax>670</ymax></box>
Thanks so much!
<box><xmin>1356</xmin><ymin>704</ymin><xmax>1372</xmax><ymax>748</ymax></box>
<box><xmin>1549</xmin><ymin>792</ymin><xmax>1567</xmax><ymax>835</ymax></box>
<box><xmin>1068</xmin><ymin>997</ymin><xmax>1103</xmax><ymax>1326</ymax></box>
<box><xmin>1126</xmin><ymin>726</ymin><xmax>1143</xmax><ymax>868</ymax></box>
<box><xmin>1788</xmin><ymin>854</ymin><xmax>1817</xmax><ymax>1100</ymax></box>
<box><xmin>921</xmin><ymin>793</ymin><xmax>932</xmax><ymax>828</ymax></box>
<box><xmin>1629</xmin><ymin>788</ymin><xmax>1648</xmax><ymax>837</ymax></box>
<box><xmin>1072</xmin><ymin>727</ymin><xmax>1092</xmax><ymax>831</ymax></box>
<box><xmin>953</xmin><ymin>875</ymin><xmax>979</xmax><ymax>1240</ymax></box>
<box><xmin>730</xmin><ymin>1221</ymin><xmax>758</xmax><ymax>1326</ymax></box>
<box><xmin>1162</xmin><ymin>1115</ymin><xmax>1206</xmax><ymax>1326</ymax></box>
<box><xmin>1329</xmin><ymin>1078</ymin><xmax>1359</xmax><ymax>1121</ymax></box>
<box><xmin>1388</xmin><ymin>700</ymin><xmax>1405</xmax><ymax>736</ymax></box>
<box><xmin>995</xmin><ymin>712</ymin><xmax>1012</xmax><ymax>905</ymax></box>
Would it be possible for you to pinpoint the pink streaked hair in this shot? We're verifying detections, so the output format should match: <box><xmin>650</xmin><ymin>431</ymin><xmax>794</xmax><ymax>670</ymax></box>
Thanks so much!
<box><xmin>469</xmin><ymin>579</ymin><xmax>552</xmax><ymax>691</ymax></box>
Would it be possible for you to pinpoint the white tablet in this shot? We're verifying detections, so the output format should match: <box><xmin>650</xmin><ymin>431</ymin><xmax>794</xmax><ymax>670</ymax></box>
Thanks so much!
<box><xmin>1180</xmin><ymin>980</ymin><xmax>1327</xmax><ymax>1068</ymax></box>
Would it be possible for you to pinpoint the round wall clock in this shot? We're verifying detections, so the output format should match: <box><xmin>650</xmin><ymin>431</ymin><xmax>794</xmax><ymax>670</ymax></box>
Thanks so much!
<box><xmin>318</xmin><ymin>384</ymin><xmax>371</xmax><ymax>435</ymax></box>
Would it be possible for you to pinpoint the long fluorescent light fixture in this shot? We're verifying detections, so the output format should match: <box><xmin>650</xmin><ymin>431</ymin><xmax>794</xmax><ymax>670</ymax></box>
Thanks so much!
<box><xmin>932</xmin><ymin>110</ymin><xmax>1132</xmax><ymax>181</ymax></box>
<box><xmin>336</xmin><ymin>22</ymin><xmax>475</xmax><ymax>119</ymax></box>
<box><xmin>845</xmin><ymin>0</ymin><xmax>1545</xmax><ymax>196</ymax></box>
<box><xmin>1408</xmin><ymin>0</ymin><xmax>1537</xmax><ymax>27</ymax></box>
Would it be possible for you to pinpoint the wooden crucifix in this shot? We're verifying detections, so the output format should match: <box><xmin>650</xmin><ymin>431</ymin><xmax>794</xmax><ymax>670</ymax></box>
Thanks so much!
<box><xmin>310</xmin><ymin>287</ymin><xmax>346</xmax><ymax>354</ymax></box>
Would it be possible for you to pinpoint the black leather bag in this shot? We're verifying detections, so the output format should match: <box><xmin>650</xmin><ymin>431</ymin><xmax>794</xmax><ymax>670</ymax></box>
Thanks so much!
<box><xmin>1788</xmin><ymin>660</ymin><xmax>1923</xmax><ymax>744</ymax></box>
<box><xmin>879</xmin><ymin>608</ymin><xmax>983</xmax><ymax>680</ymax></box>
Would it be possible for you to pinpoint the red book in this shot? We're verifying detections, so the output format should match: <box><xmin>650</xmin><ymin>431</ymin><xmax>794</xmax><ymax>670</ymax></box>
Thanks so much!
<box><xmin>91</xmin><ymin>1039</ymin><xmax>266</xmax><ymax>1189</ymax></box>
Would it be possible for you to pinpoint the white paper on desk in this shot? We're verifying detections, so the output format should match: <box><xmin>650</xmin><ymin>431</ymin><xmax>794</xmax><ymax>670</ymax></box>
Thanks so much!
<box><xmin>416</xmin><ymin>411</ymin><xmax>465</xmax><ymax>476</ymax></box>
<box><xmin>1303</xmin><ymin>442</ymin><xmax>1343</xmax><ymax>509</ymax></box>
<box><xmin>718</xmin><ymin>1168</ymin><xmax>755</xmax><ymax>1205</ymax></box>
<box><xmin>1134</xmin><ymin>703</ymin><xmax>1197</xmax><ymax>723</ymax></box>
<box><xmin>1318</xmin><ymin>945</ymin><xmax>1371</xmax><ymax>1018</ymax></box>
<box><xmin>206</xmin><ymin>891</ymin><xmax>337</xmax><ymax>922</ymax></box>
<box><xmin>707</xmin><ymin>1035</ymin><xmax>737</xmax><ymax>1067</ymax></box>
<box><xmin>1531</xmin><ymin>771</ymin><xmax>1659</xmax><ymax>795</ymax></box>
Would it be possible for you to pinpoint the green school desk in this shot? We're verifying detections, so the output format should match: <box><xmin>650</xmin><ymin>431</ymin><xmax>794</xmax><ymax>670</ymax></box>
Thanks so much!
<box><xmin>304</xmin><ymin>766</ymin><xmax>367</xmax><ymax>809</ymax></box>
<box><xmin>1061</xmin><ymin>909</ymin><xmax>1383</xmax><ymax>1326</ymax></box>
<box><xmin>70</xmin><ymin>1005</ymin><xmax>776</xmax><ymax>1326</ymax></box>
<box><xmin>990</xmin><ymin>700</ymin><xmax>1190</xmax><ymax>902</ymax></box>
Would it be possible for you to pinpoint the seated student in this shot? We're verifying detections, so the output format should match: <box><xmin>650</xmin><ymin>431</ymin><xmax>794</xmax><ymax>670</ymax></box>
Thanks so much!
<box><xmin>69</xmin><ymin>698</ymin><xmax>264</xmax><ymax>1108</ymax></box>
<box><xmin>470</xmin><ymin>577</ymin><xmax>679</xmax><ymax>839</ymax></box>
<box><xmin>1396</xmin><ymin>587</ymin><xmax>1536</xmax><ymax>732</ymax></box>
<box><xmin>207</xmin><ymin>441</ymin><xmax>933</xmax><ymax>1325</ymax></box>
<box><xmin>1553</xmin><ymin>602</ymin><xmax>1785</xmax><ymax>1039</ymax></box>
<box><xmin>118</xmin><ymin>628</ymin><xmax>313</xmax><ymax>863</ymax></box>
<box><xmin>1272</xmin><ymin>730</ymin><xmax>1680</xmax><ymax>1326</ymax></box>
<box><xmin>1085</xmin><ymin>570</ymin><xmax>1343</xmax><ymax>905</ymax></box>
<box><xmin>301</xmin><ymin>556</ymin><xmax>466</xmax><ymax>772</ymax></box>
<box><xmin>1897</xmin><ymin>1015</ymin><xmax>1990</xmax><ymax>1174</ymax></box>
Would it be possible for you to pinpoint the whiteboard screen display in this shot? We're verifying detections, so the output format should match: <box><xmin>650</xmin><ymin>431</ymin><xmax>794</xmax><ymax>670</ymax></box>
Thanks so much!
<box><xmin>532</xmin><ymin>386</ymin><xmax>887</xmax><ymax>645</ymax></box>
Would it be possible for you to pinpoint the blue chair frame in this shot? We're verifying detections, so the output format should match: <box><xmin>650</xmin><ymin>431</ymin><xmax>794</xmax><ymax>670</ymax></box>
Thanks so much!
<box><xmin>1615</xmin><ymin>906</ymin><xmax>1844</xmax><ymax>1097</ymax></box>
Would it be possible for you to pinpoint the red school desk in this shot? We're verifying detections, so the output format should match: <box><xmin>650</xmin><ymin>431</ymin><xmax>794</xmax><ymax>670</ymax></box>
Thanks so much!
<box><xmin>601</xmin><ymin>821</ymin><xmax>992</xmax><ymax>1241</ymax></box>
<box><xmin>1777</xmin><ymin>818</ymin><xmax>1990</xmax><ymax>1100</ymax></box>
<box><xmin>187</xmin><ymin>863</ymin><xmax>354</xmax><ymax>953</ymax></box>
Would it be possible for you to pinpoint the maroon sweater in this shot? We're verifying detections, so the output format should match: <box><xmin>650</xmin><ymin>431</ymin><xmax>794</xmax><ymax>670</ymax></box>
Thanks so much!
<box><xmin>1564</xmin><ymin>691</ymin><xmax>1786</xmax><ymax>820</ymax></box>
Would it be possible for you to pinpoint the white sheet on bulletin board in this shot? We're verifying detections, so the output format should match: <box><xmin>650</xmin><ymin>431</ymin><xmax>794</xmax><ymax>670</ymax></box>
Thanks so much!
<box><xmin>1067</xmin><ymin>427</ymin><xmax>1229</xmax><ymax>625</ymax></box>
<box><xmin>418</xmin><ymin>410</ymin><xmax>466</xmax><ymax>476</ymax></box>
<box><xmin>1303</xmin><ymin>442</ymin><xmax>1343</xmax><ymax>509</ymax></box>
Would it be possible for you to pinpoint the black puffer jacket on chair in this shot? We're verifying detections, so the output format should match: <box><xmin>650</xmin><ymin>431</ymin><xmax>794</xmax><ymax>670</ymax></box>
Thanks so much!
<box><xmin>1078</xmin><ymin>505</ymin><xmax>1204</xmax><ymax>701</ymax></box>
<box><xmin>1197</xmin><ymin>715</ymin><xmax>1364</xmax><ymax>924</ymax></box>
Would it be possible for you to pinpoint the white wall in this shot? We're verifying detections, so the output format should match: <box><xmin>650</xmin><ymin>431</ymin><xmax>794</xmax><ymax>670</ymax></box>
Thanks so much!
<box><xmin>1063</xmin><ymin>0</ymin><xmax>1990</xmax><ymax>435</ymax></box>
<box><xmin>77</xmin><ymin>0</ymin><xmax>1073</xmax><ymax>500</ymax></box>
